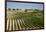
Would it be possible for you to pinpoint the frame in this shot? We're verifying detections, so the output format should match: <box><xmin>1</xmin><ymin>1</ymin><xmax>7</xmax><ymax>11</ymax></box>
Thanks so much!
<box><xmin>5</xmin><ymin>0</ymin><xmax>44</xmax><ymax>32</ymax></box>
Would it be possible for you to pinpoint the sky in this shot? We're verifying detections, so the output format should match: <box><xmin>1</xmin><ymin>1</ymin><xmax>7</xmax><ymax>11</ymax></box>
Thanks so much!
<box><xmin>7</xmin><ymin>2</ymin><xmax>43</xmax><ymax>10</ymax></box>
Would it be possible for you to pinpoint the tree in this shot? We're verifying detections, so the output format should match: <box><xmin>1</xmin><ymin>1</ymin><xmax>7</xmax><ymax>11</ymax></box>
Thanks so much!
<box><xmin>8</xmin><ymin>8</ymin><xmax>11</xmax><ymax>11</ymax></box>
<box><xmin>25</xmin><ymin>9</ymin><xmax>27</xmax><ymax>12</ymax></box>
<box><xmin>16</xmin><ymin>9</ymin><xmax>19</xmax><ymax>10</ymax></box>
<box><xmin>13</xmin><ymin>9</ymin><xmax>15</xmax><ymax>11</ymax></box>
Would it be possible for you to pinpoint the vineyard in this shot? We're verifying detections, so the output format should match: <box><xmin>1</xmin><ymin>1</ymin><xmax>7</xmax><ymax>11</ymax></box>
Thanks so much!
<box><xmin>6</xmin><ymin>9</ymin><xmax>44</xmax><ymax>32</ymax></box>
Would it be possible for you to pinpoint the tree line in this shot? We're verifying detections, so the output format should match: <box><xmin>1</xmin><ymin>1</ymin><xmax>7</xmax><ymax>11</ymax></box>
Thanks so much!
<box><xmin>7</xmin><ymin>8</ymin><xmax>43</xmax><ymax>12</ymax></box>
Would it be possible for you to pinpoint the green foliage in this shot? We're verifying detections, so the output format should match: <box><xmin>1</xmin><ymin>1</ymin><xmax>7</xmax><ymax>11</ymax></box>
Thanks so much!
<box><xmin>14</xmin><ymin>12</ymin><xmax>43</xmax><ymax>27</ymax></box>
<box><xmin>7</xmin><ymin>10</ymin><xmax>44</xmax><ymax>28</ymax></box>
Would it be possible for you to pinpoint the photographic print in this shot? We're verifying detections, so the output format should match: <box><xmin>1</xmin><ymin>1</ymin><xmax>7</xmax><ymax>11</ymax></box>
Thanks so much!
<box><xmin>5</xmin><ymin>0</ymin><xmax>44</xmax><ymax>32</ymax></box>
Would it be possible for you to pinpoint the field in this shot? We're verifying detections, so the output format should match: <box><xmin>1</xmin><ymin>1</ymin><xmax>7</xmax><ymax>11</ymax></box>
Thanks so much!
<box><xmin>6</xmin><ymin>9</ymin><xmax>44</xmax><ymax>32</ymax></box>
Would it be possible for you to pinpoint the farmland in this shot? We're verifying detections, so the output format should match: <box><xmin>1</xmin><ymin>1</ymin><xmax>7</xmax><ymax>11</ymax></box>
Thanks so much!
<box><xmin>6</xmin><ymin>9</ymin><xmax>44</xmax><ymax>32</ymax></box>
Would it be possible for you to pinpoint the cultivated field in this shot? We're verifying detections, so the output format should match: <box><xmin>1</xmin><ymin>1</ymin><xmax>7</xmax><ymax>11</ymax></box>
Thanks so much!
<box><xmin>6</xmin><ymin>9</ymin><xmax>44</xmax><ymax>32</ymax></box>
